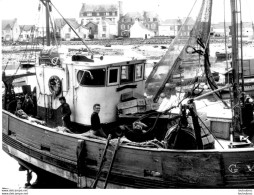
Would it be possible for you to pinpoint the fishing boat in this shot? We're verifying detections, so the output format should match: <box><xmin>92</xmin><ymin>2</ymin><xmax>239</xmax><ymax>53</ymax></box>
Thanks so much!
<box><xmin>2</xmin><ymin>0</ymin><xmax>254</xmax><ymax>189</ymax></box>
<box><xmin>215</xmin><ymin>47</ymin><xmax>232</xmax><ymax>60</ymax></box>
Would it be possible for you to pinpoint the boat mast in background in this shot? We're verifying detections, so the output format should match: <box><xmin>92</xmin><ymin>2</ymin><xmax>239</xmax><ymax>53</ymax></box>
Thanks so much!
<box><xmin>40</xmin><ymin>0</ymin><xmax>51</xmax><ymax>46</ymax></box>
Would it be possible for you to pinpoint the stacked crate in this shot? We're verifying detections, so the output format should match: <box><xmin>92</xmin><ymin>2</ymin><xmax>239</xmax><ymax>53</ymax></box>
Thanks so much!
<box><xmin>117</xmin><ymin>92</ymin><xmax>160</xmax><ymax>115</ymax></box>
<box><xmin>117</xmin><ymin>98</ymin><xmax>146</xmax><ymax>115</ymax></box>
<box><xmin>145</xmin><ymin>98</ymin><xmax>160</xmax><ymax>111</ymax></box>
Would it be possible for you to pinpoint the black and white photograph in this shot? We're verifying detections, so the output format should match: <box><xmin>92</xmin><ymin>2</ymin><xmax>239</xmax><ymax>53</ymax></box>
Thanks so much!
<box><xmin>1</xmin><ymin>0</ymin><xmax>254</xmax><ymax>193</ymax></box>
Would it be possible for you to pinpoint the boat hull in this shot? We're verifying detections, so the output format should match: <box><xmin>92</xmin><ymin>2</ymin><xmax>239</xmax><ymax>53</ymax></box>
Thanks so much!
<box><xmin>2</xmin><ymin>111</ymin><xmax>254</xmax><ymax>188</ymax></box>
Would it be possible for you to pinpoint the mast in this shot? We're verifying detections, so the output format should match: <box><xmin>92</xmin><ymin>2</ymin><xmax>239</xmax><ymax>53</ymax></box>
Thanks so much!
<box><xmin>40</xmin><ymin>0</ymin><xmax>51</xmax><ymax>46</ymax></box>
<box><xmin>239</xmin><ymin>0</ymin><xmax>244</xmax><ymax>92</ymax></box>
<box><xmin>230</xmin><ymin>0</ymin><xmax>241</xmax><ymax>132</ymax></box>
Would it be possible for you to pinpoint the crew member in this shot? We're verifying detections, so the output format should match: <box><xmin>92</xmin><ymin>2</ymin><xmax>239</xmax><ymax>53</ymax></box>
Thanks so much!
<box><xmin>15</xmin><ymin>100</ymin><xmax>29</xmax><ymax>119</ymax></box>
<box><xmin>59</xmin><ymin>96</ymin><xmax>72</xmax><ymax>129</ymax></box>
<box><xmin>22</xmin><ymin>94</ymin><xmax>34</xmax><ymax>116</ymax></box>
<box><xmin>90</xmin><ymin>104</ymin><xmax>107</xmax><ymax>138</ymax></box>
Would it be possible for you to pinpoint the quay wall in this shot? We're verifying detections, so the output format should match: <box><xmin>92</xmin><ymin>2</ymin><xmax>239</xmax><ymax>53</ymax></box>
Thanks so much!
<box><xmin>2</xmin><ymin>37</ymin><xmax>244</xmax><ymax>47</ymax></box>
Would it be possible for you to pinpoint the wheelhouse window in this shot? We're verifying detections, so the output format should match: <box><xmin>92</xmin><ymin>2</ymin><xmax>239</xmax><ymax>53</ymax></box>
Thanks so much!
<box><xmin>108</xmin><ymin>67</ymin><xmax>119</xmax><ymax>86</ymax></box>
<box><xmin>77</xmin><ymin>69</ymin><xmax>105</xmax><ymax>86</ymax></box>
<box><xmin>135</xmin><ymin>64</ymin><xmax>143</xmax><ymax>81</ymax></box>
<box><xmin>121</xmin><ymin>65</ymin><xmax>134</xmax><ymax>84</ymax></box>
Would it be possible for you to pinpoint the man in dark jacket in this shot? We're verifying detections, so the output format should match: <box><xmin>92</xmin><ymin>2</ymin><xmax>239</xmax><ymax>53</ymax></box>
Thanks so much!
<box><xmin>59</xmin><ymin>96</ymin><xmax>72</xmax><ymax>129</ymax></box>
<box><xmin>22</xmin><ymin>94</ymin><xmax>34</xmax><ymax>116</ymax></box>
<box><xmin>91</xmin><ymin>103</ymin><xmax>107</xmax><ymax>138</ymax></box>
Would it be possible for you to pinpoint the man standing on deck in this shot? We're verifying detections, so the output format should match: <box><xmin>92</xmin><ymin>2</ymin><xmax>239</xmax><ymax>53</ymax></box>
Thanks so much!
<box><xmin>22</xmin><ymin>94</ymin><xmax>34</xmax><ymax>116</ymax></box>
<box><xmin>90</xmin><ymin>104</ymin><xmax>107</xmax><ymax>138</ymax></box>
<box><xmin>59</xmin><ymin>96</ymin><xmax>72</xmax><ymax>129</ymax></box>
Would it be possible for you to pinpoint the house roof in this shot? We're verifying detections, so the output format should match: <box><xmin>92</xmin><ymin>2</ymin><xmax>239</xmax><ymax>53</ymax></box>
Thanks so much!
<box><xmin>160</xmin><ymin>19</ymin><xmax>181</xmax><ymax>25</ymax></box>
<box><xmin>123</xmin><ymin>12</ymin><xmax>143</xmax><ymax>20</ymax></box>
<box><xmin>160</xmin><ymin>17</ymin><xmax>195</xmax><ymax>26</ymax></box>
<box><xmin>54</xmin><ymin>18</ymin><xmax>80</xmax><ymax>29</ymax></box>
<box><xmin>143</xmin><ymin>11</ymin><xmax>159</xmax><ymax>19</ymax></box>
<box><xmin>2</xmin><ymin>18</ymin><xmax>17</xmax><ymax>30</ymax></box>
<box><xmin>104</xmin><ymin>18</ymin><xmax>115</xmax><ymax>25</ymax></box>
<box><xmin>85</xmin><ymin>21</ymin><xmax>98</xmax><ymax>26</ymax></box>
<box><xmin>133</xmin><ymin>20</ymin><xmax>154</xmax><ymax>33</ymax></box>
<box><xmin>79</xmin><ymin>3</ymin><xmax>118</xmax><ymax>14</ymax></box>
<box><xmin>77</xmin><ymin>25</ymin><xmax>89</xmax><ymax>30</ymax></box>
<box><xmin>20</xmin><ymin>25</ymin><xmax>35</xmax><ymax>32</ymax></box>
<box><xmin>182</xmin><ymin>17</ymin><xmax>195</xmax><ymax>25</ymax></box>
<box><xmin>212</xmin><ymin>22</ymin><xmax>231</xmax><ymax>29</ymax></box>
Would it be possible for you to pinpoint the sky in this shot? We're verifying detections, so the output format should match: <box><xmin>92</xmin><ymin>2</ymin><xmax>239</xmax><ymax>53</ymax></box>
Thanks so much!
<box><xmin>1</xmin><ymin>0</ymin><xmax>254</xmax><ymax>25</ymax></box>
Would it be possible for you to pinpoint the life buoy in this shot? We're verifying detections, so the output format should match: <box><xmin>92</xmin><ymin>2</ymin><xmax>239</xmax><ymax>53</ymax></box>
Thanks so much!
<box><xmin>48</xmin><ymin>76</ymin><xmax>62</xmax><ymax>97</ymax></box>
<box><xmin>51</xmin><ymin>57</ymin><xmax>59</xmax><ymax>66</ymax></box>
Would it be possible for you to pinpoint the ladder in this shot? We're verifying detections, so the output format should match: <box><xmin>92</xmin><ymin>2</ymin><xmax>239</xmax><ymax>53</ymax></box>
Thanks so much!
<box><xmin>92</xmin><ymin>135</ymin><xmax>121</xmax><ymax>189</ymax></box>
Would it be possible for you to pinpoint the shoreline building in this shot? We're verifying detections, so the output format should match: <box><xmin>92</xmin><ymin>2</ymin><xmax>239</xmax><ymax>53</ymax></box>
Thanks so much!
<box><xmin>79</xmin><ymin>1</ymin><xmax>123</xmax><ymax>38</ymax></box>
<box><xmin>19</xmin><ymin>25</ymin><xmax>36</xmax><ymax>42</ymax></box>
<box><xmin>118</xmin><ymin>11</ymin><xmax>159</xmax><ymax>37</ymax></box>
<box><xmin>54</xmin><ymin>18</ymin><xmax>89</xmax><ymax>41</ymax></box>
<box><xmin>2</xmin><ymin>18</ymin><xmax>20</xmax><ymax>41</ymax></box>
<box><xmin>158</xmin><ymin>17</ymin><xmax>195</xmax><ymax>37</ymax></box>
<box><xmin>130</xmin><ymin>19</ymin><xmax>155</xmax><ymax>39</ymax></box>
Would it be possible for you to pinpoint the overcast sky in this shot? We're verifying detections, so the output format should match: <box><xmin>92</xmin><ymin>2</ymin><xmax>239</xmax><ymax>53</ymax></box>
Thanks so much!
<box><xmin>1</xmin><ymin>0</ymin><xmax>254</xmax><ymax>25</ymax></box>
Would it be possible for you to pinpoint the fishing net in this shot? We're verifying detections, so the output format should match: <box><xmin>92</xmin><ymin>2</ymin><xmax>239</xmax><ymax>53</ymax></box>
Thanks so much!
<box><xmin>145</xmin><ymin>0</ymin><xmax>213</xmax><ymax>103</ymax></box>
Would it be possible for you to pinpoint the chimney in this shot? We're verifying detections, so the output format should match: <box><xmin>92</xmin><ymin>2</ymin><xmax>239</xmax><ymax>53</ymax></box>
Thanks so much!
<box><xmin>118</xmin><ymin>1</ymin><xmax>123</xmax><ymax>17</ymax></box>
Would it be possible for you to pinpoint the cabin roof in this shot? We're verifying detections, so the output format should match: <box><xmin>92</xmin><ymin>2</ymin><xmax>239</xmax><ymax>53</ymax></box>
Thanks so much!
<box><xmin>67</xmin><ymin>55</ymin><xmax>146</xmax><ymax>69</ymax></box>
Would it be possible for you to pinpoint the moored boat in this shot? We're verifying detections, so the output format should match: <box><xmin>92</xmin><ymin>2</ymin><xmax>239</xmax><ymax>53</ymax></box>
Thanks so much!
<box><xmin>2</xmin><ymin>0</ymin><xmax>254</xmax><ymax>189</ymax></box>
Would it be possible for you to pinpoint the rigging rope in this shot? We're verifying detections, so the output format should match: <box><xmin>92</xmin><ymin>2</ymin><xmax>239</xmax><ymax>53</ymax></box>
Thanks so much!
<box><xmin>49</xmin><ymin>1</ymin><xmax>93</xmax><ymax>55</ymax></box>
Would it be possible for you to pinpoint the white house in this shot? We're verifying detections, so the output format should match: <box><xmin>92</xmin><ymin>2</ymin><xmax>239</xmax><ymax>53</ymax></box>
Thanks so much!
<box><xmin>158</xmin><ymin>19</ymin><xmax>180</xmax><ymax>36</ymax></box>
<box><xmin>79</xmin><ymin>2</ymin><xmax>123</xmax><ymax>34</ymax></box>
<box><xmin>158</xmin><ymin>18</ymin><xmax>195</xmax><ymax>37</ymax></box>
<box><xmin>130</xmin><ymin>19</ymin><xmax>155</xmax><ymax>39</ymax></box>
<box><xmin>76</xmin><ymin>25</ymin><xmax>90</xmax><ymax>39</ymax></box>
<box><xmin>19</xmin><ymin>25</ymin><xmax>35</xmax><ymax>41</ymax></box>
<box><xmin>54</xmin><ymin>18</ymin><xmax>89</xmax><ymax>41</ymax></box>
<box><xmin>2</xmin><ymin>18</ymin><xmax>20</xmax><ymax>41</ymax></box>
<box><xmin>98</xmin><ymin>18</ymin><xmax>117</xmax><ymax>39</ymax></box>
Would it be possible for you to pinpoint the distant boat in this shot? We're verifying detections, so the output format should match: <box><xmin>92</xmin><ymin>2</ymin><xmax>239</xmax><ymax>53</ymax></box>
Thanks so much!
<box><xmin>215</xmin><ymin>47</ymin><xmax>232</xmax><ymax>60</ymax></box>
